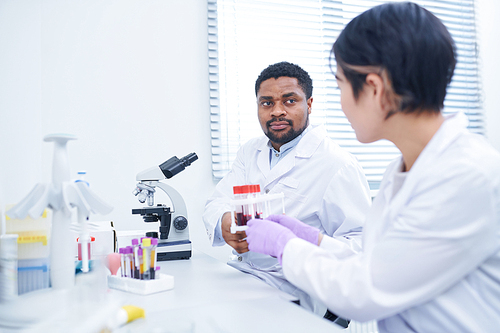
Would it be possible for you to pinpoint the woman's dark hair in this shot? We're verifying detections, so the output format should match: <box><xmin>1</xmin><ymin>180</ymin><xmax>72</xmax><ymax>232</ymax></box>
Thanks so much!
<box><xmin>255</xmin><ymin>61</ymin><xmax>313</xmax><ymax>99</ymax></box>
<box><xmin>332</xmin><ymin>2</ymin><xmax>456</xmax><ymax>113</ymax></box>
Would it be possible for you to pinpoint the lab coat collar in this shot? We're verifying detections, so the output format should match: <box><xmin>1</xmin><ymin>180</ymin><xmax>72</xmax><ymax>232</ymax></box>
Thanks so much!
<box><xmin>256</xmin><ymin>124</ymin><xmax>326</xmax><ymax>186</ymax></box>
<box><xmin>380</xmin><ymin>112</ymin><xmax>469</xmax><ymax>218</ymax></box>
<box><xmin>294</xmin><ymin>124</ymin><xmax>326</xmax><ymax>158</ymax></box>
<box><xmin>409</xmin><ymin>111</ymin><xmax>469</xmax><ymax>175</ymax></box>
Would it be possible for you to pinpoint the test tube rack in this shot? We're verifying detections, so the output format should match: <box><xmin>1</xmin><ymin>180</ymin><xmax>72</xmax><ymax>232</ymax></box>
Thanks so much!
<box><xmin>108</xmin><ymin>273</ymin><xmax>174</xmax><ymax>295</ymax></box>
<box><xmin>230</xmin><ymin>192</ymin><xmax>285</xmax><ymax>234</ymax></box>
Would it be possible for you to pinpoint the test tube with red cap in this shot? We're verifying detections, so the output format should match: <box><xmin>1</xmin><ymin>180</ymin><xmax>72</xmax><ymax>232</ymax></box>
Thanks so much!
<box><xmin>251</xmin><ymin>185</ymin><xmax>263</xmax><ymax>219</ymax></box>
<box><xmin>241</xmin><ymin>185</ymin><xmax>254</xmax><ymax>225</ymax></box>
<box><xmin>233</xmin><ymin>185</ymin><xmax>248</xmax><ymax>226</ymax></box>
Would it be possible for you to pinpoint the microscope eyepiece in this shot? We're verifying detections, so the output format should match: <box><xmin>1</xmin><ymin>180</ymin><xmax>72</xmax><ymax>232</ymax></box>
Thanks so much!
<box><xmin>159</xmin><ymin>152</ymin><xmax>198</xmax><ymax>179</ymax></box>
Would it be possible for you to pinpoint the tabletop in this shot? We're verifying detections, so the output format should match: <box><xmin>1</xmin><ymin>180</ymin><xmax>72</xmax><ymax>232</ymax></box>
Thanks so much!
<box><xmin>112</xmin><ymin>248</ymin><xmax>344</xmax><ymax>333</ymax></box>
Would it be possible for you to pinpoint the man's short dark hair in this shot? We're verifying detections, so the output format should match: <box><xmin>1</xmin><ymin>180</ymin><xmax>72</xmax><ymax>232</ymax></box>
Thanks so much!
<box><xmin>332</xmin><ymin>2</ymin><xmax>456</xmax><ymax>114</ymax></box>
<box><xmin>255</xmin><ymin>61</ymin><xmax>313</xmax><ymax>99</ymax></box>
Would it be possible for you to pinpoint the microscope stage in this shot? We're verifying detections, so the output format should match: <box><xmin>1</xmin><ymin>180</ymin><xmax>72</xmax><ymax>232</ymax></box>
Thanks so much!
<box><xmin>156</xmin><ymin>239</ymin><xmax>192</xmax><ymax>261</ymax></box>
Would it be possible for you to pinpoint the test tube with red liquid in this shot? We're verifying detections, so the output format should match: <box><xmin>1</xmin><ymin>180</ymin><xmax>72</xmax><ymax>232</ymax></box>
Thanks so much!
<box><xmin>250</xmin><ymin>185</ymin><xmax>263</xmax><ymax>219</ymax></box>
<box><xmin>233</xmin><ymin>185</ymin><xmax>252</xmax><ymax>226</ymax></box>
<box><xmin>230</xmin><ymin>184</ymin><xmax>285</xmax><ymax>233</ymax></box>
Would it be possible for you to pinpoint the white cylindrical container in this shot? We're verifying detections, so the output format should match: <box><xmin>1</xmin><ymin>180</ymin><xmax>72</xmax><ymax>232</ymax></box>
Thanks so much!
<box><xmin>0</xmin><ymin>234</ymin><xmax>19</xmax><ymax>302</ymax></box>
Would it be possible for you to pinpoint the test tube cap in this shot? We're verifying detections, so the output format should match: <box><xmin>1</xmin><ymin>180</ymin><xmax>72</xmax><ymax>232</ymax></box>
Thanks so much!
<box><xmin>142</xmin><ymin>238</ymin><xmax>151</xmax><ymax>247</ymax></box>
<box><xmin>233</xmin><ymin>186</ymin><xmax>243</xmax><ymax>194</ymax></box>
<box><xmin>151</xmin><ymin>238</ymin><xmax>158</xmax><ymax>246</ymax></box>
<box><xmin>76</xmin><ymin>236</ymin><xmax>95</xmax><ymax>243</ymax></box>
<box><xmin>131</xmin><ymin>238</ymin><xmax>139</xmax><ymax>246</ymax></box>
<box><xmin>119</xmin><ymin>247</ymin><xmax>125</xmax><ymax>254</ymax></box>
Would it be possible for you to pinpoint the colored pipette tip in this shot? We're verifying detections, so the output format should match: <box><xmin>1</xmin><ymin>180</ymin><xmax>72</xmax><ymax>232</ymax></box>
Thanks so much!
<box><xmin>106</xmin><ymin>253</ymin><xmax>121</xmax><ymax>276</ymax></box>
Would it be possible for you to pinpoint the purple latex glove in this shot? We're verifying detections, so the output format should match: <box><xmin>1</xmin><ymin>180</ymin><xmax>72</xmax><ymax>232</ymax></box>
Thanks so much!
<box><xmin>246</xmin><ymin>218</ymin><xmax>297</xmax><ymax>265</ymax></box>
<box><xmin>266</xmin><ymin>214</ymin><xmax>320</xmax><ymax>245</ymax></box>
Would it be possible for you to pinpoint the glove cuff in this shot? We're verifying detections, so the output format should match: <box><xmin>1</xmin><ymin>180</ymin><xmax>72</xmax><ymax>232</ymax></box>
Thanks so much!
<box><xmin>277</xmin><ymin>230</ymin><xmax>297</xmax><ymax>265</ymax></box>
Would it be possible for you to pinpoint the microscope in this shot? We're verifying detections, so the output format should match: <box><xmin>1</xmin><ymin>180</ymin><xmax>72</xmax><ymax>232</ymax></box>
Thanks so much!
<box><xmin>132</xmin><ymin>153</ymin><xmax>197</xmax><ymax>261</ymax></box>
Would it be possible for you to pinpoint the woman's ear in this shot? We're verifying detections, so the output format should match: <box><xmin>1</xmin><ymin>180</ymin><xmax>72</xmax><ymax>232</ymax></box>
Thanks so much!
<box><xmin>366</xmin><ymin>72</ymin><xmax>397</xmax><ymax>116</ymax></box>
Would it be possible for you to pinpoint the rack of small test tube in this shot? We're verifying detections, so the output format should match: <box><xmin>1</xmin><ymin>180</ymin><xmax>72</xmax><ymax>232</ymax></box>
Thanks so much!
<box><xmin>118</xmin><ymin>237</ymin><xmax>160</xmax><ymax>280</ymax></box>
<box><xmin>107</xmin><ymin>237</ymin><xmax>174</xmax><ymax>295</ymax></box>
<box><xmin>230</xmin><ymin>185</ymin><xmax>285</xmax><ymax>234</ymax></box>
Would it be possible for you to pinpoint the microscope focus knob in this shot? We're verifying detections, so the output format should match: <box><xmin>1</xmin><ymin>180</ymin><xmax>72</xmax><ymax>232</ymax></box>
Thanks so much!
<box><xmin>173</xmin><ymin>216</ymin><xmax>188</xmax><ymax>231</ymax></box>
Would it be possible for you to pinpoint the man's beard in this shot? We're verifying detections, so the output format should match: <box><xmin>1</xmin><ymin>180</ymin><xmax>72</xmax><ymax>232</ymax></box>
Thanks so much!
<box><xmin>265</xmin><ymin>116</ymin><xmax>309</xmax><ymax>145</ymax></box>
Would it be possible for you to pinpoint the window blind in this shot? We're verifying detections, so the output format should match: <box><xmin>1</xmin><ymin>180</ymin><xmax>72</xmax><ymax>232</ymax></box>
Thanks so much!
<box><xmin>208</xmin><ymin>0</ymin><xmax>482</xmax><ymax>189</ymax></box>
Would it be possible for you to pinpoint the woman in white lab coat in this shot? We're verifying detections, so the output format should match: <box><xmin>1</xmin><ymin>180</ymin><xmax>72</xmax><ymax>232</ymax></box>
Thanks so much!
<box><xmin>245</xmin><ymin>2</ymin><xmax>500</xmax><ymax>332</ymax></box>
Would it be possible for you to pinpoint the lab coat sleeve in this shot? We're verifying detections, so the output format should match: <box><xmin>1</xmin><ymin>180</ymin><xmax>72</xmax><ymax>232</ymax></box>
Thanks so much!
<box><xmin>282</xmin><ymin>167</ymin><xmax>500</xmax><ymax>322</ymax></box>
<box><xmin>318</xmin><ymin>158</ymin><xmax>371</xmax><ymax>258</ymax></box>
<box><xmin>202</xmin><ymin>145</ymin><xmax>248</xmax><ymax>246</ymax></box>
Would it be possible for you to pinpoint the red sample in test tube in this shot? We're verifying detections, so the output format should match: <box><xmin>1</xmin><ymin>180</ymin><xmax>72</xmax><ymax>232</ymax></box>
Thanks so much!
<box><xmin>251</xmin><ymin>185</ymin><xmax>263</xmax><ymax>219</ymax></box>
<box><xmin>233</xmin><ymin>185</ymin><xmax>245</xmax><ymax>226</ymax></box>
<box><xmin>233</xmin><ymin>185</ymin><xmax>262</xmax><ymax>225</ymax></box>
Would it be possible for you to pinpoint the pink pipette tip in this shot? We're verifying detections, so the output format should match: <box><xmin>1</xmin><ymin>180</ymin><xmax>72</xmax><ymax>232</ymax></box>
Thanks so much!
<box><xmin>106</xmin><ymin>253</ymin><xmax>121</xmax><ymax>276</ymax></box>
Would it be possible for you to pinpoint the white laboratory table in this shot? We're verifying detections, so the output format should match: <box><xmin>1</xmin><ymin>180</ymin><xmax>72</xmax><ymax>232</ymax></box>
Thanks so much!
<box><xmin>112</xmin><ymin>248</ymin><xmax>344</xmax><ymax>333</ymax></box>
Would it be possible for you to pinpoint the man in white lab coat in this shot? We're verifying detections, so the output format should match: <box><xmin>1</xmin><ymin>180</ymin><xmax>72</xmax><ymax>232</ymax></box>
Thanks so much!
<box><xmin>203</xmin><ymin>61</ymin><xmax>371</xmax><ymax>319</ymax></box>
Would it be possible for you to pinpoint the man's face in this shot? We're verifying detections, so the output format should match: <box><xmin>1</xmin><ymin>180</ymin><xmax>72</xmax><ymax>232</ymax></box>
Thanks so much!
<box><xmin>257</xmin><ymin>77</ymin><xmax>312</xmax><ymax>150</ymax></box>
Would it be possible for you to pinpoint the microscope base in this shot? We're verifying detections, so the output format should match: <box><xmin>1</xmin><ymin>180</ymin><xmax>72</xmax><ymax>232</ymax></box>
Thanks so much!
<box><xmin>157</xmin><ymin>240</ymin><xmax>192</xmax><ymax>261</ymax></box>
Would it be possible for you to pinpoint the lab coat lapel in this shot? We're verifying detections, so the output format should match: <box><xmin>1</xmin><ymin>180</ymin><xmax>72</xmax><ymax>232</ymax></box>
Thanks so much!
<box><xmin>365</xmin><ymin>113</ymin><xmax>468</xmax><ymax>248</ymax></box>
<box><xmin>384</xmin><ymin>112</ymin><xmax>469</xmax><ymax>222</ymax></box>
<box><xmin>364</xmin><ymin>158</ymin><xmax>401</xmax><ymax>248</ymax></box>
<box><xmin>261</xmin><ymin>125</ymin><xmax>324</xmax><ymax>188</ymax></box>
<box><xmin>256</xmin><ymin>145</ymin><xmax>270</xmax><ymax>178</ymax></box>
<box><xmin>263</xmin><ymin>152</ymin><xmax>296</xmax><ymax>188</ymax></box>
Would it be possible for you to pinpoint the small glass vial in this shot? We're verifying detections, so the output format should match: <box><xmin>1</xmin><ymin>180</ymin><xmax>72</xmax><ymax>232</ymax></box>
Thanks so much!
<box><xmin>119</xmin><ymin>248</ymin><xmax>126</xmax><ymax>277</ymax></box>
<box><xmin>125</xmin><ymin>246</ymin><xmax>134</xmax><ymax>278</ymax></box>
<box><xmin>131</xmin><ymin>239</ymin><xmax>140</xmax><ymax>279</ymax></box>
<box><xmin>141</xmin><ymin>238</ymin><xmax>152</xmax><ymax>280</ymax></box>
<box><xmin>150</xmin><ymin>238</ymin><xmax>158</xmax><ymax>279</ymax></box>
<box><xmin>250</xmin><ymin>185</ymin><xmax>263</xmax><ymax>219</ymax></box>
<box><xmin>233</xmin><ymin>185</ymin><xmax>245</xmax><ymax>226</ymax></box>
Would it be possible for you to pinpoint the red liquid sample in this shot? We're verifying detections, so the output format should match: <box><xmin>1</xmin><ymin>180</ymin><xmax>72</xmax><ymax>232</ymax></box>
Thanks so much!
<box><xmin>236</xmin><ymin>212</ymin><xmax>244</xmax><ymax>226</ymax></box>
<box><xmin>236</xmin><ymin>213</ymin><xmax>253</xmax><ymax>226</ymax></box>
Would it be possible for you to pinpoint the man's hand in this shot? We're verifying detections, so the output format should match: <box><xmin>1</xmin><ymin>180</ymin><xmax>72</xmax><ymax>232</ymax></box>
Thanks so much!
<box><xmin>221</xmin><ymin>212</ymin><xmax>249</xmax><ymax>253</ymax></box>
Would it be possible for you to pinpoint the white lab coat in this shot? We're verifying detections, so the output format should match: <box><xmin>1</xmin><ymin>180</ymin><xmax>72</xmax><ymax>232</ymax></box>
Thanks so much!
<box><xmin>203</xmin><ymin>124</ymin><xmax>371</xmax><ymax>314</ymax></box>
<box><xmin>282</xmin><ymin>113</ymin><xmax>500</xmax><ymax>332</ymax></box>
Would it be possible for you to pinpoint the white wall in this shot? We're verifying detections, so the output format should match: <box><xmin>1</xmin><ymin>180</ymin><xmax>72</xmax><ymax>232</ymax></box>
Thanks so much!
<box><xmin>0</xmin><ymin>0</ymin><xmax>232</xmax><ymax>262</ymax></box>
<box><xmin>1</xmin><ymin>0</ymin><xmax>499</xmax><ymax>264</ymax></box>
